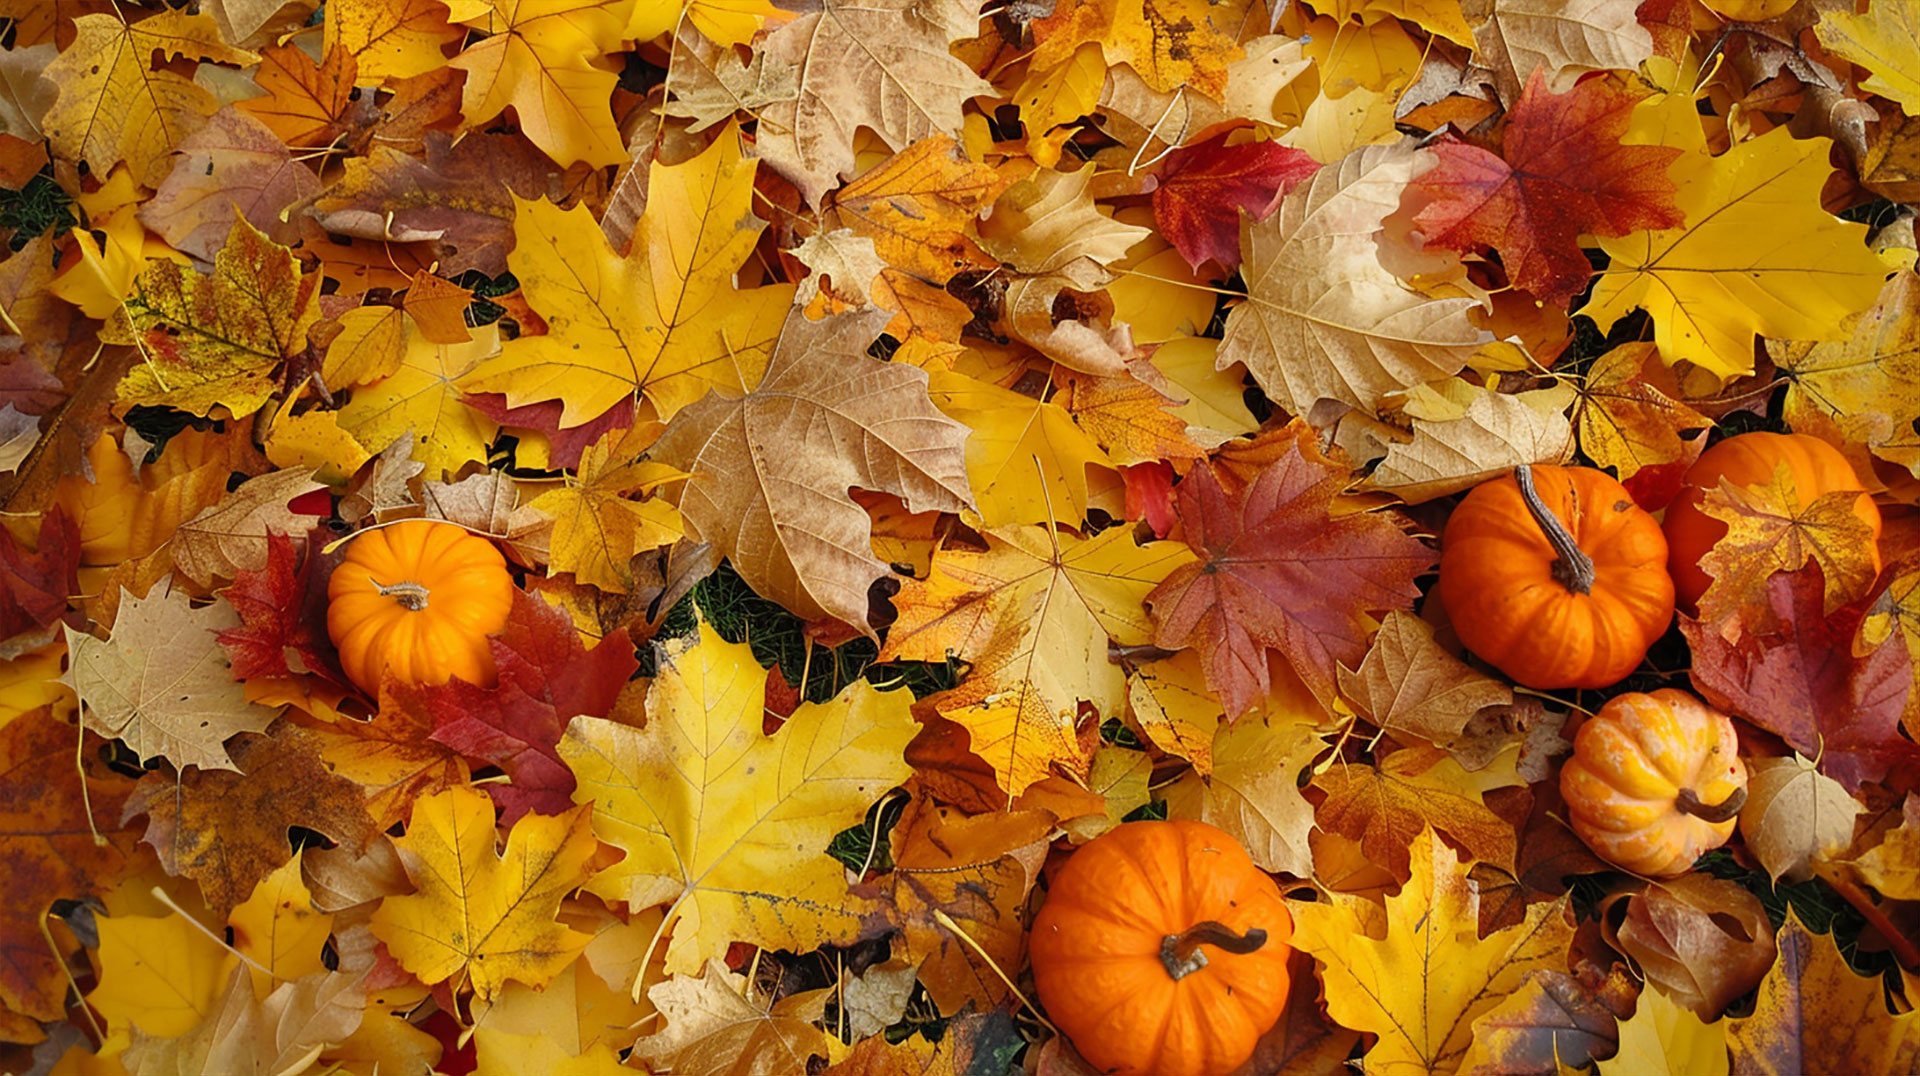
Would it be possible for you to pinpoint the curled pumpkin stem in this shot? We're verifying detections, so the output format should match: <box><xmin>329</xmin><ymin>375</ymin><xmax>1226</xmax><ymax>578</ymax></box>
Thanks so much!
<box><xmin>375</xmin><ymin>579</ymin><xmax>432</xmax><ymax>611</ymax></box>
<box><xmin>1513</xmin><ymin>465</ymin><xmax>1597</xmax><ymax>596</ymax></box>
<box><xmin>1675</xmin><ymin>785</ymin><xmax>1747</xmax><ymax>824</ymax></box>
<box><xmin>1159</xmin><ymin>920</ymin><xmax>1268</xmax><ymax>981</ymax></box>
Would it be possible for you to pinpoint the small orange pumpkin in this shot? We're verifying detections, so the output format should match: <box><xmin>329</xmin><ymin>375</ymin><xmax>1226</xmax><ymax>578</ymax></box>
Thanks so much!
<box><xmin>326</xmin><ymin>520</ymin><xmax>514</xmax><ymax>693</ymax></box>
<box><xmin>1560</xmin><ymin>689</ymin><xmax>1748</xmax><ymax>877</ymax></box>
<box><xmin>1439</xmin><ymin>465</ymin><xmax>1674</xmax><ymax>690</ymax></box>
<box><xmin>1663</xmin><ymin>431</ymin><xmax>1881</xmax><ymax>611</ymax></box>
<box><xmin>1029</xmin><ymin>820</ymin><xmax>1292</xmax><ymax>1076</ymax></box>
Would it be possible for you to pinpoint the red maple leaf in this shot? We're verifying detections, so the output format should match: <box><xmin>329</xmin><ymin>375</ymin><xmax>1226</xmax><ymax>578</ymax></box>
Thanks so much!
<box><xmin>1146</xmin><ymin>438</ymin><xmax>1434</xmax><ymax>718</ymax></box>
<box><xmin>1683</xmin><ymin>564</ymin><xmax>1917</xmax><ymax>793</ymax></box>
<box><xmin>0</xmin><ymin>507</ymin><xmax>79</xmax><ymax>643</ymax></box>
<box><xmin>1413</xmin><ymin>69</ymin><xmax>1683</xmax><ymax>304</ymax></box>
<box><xmin>1152</xmin><ymin>132</ymin><xmax>1318</xmax><ymax>272</ymax></box>
<box><xmin>216</xmin><ymin>528</ymin><xmax>347</xmax><ymax>684</ymax></box>
<box><xmin>420</xmin><ymin>590</ymin><xmax>637</xmax><ymax>821</ymax></box>
<box><xmin>461</xmin><ymin>393</ymin><xmax>636</xmax><ymax>470</ymax></box>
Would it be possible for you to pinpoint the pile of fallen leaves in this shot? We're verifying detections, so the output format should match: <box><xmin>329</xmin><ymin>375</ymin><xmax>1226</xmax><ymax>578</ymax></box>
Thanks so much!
<box><xmin>0</xmin><ymin>0</ymin><xmax>1917</xmax><ymax>1072</ymax></box>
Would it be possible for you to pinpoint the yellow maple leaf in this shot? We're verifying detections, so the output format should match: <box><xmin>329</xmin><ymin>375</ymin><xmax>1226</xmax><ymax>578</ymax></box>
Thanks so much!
<box><xmin>324</xmin><ymin>0</ymin><xmax>463</xmax><ymax>81</ymax></box>
<box><xmin>440</xmin><ymin>0</ymin><xmax>632</xmax><ymax>167</ymax></box>
<box><xmin>113</xmin><ymin>217</ymin><xmax>320</xmax><ymax>420</ymax></box>
<box><xmin>40</xmin><ymin>11</ymin><xmax>257</xmax><ymax>187</ymax></box>
<box><xmin>370</xmin><ymin>785</ymin><xmax>596</xmax><ymax>1002</ymax></box>
<box><xmin>1600</xmin><ymin>985</ymin><xmax>1728</xmax><ymax>1076</ymax></box>
<box><xmin>1031</xmin><ymin>0</ymin><xmax>1243</xmax><ymax>100</ymax></box>
<box><xmin>1292</xmin><ymin>827</ymin><xmax>1574</xmax><ymax>1076</ymax></box>
<box><xmin>1590</xmin><ymin>117</ymin><xmax>1886</xmax><ymax>378</ymax></box>
<box><xmin>630</xmin><ymin>959</ymin><xmax>836</xmax><ymax>1074</ymax></box>
<box><xmin>1816</xmin><ymin>3</ymin><xmax>1920</xmax><ymax>118</ymax></box>
<box><xmin>560</xmin><ymin>620</ymin><xmax>916</xmax><ymax>976</ymax></box>
<box><xmin>1573</xmin><ymin>341</ymin><xmax>1710</xmax><ymax>483</ymax></box>
<box><xmin>337</xmin><ymin>322</ymin><xmax>503</xmax><ymax>478</ymax></box>
<box><xmin>626</xmin><ymin>0</ymin><xmax>791</xmax><ymax>49</ymax></box>
<box><xmin>1727</xmin><ymin>912</ymin><xmax>1920</xmax><ymax>1073</ymax></box>
<box><xmin>1774</xmin><ymin>270</ymin><xmax>1920</xmax><ymax>477</ymax></box>
<box><xmin>227</xmin><ymin>852</ymin><xmax>333</xmax><ymax>996</ymax></box>
<box><xmin>527</xmin><ymin>425</ymin><xmax>684</xmax><ymax>592</ymax></box>
<box><xmin>1164</xmin><ymin>709</ymin><xmax>1326</xmax><ymax>876</ymax></box>
<box><xmin>825</xmin><ymin>136</ymin><xmax>1006</xmax><ymax>285</ymax></box>
<box><xmin>460</xmin><ymin>129</ymin><xmax>794</xmax><ymax>426</ymax></box>
<box><xmin>86</xmin><ymin>912</ymin><xmax>237</xmax><ymax>1037</ymax></box>
<box><xmin>927</xmin><ymin>369</ymin><xmax>1115</xmax><ymax>527</ymax></box>
<box><xmin>882</xmin><ymin>524</ymin><xmax>1195</xmax><ymax>795</ymax></box>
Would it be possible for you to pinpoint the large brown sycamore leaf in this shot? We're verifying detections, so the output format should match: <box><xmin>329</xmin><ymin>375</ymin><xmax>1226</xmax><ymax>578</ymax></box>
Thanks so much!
<box><xmin>1219</xmin><ymin>140</ymin><xmax>1487</xmax><ymax>419</ymax></box>
<box><xmin>650</xmin><ymin>307</ymin><xmax>973</xmax><ymax>634</ymax></box>
<box><xmin>1146</xmin><ymin>434</ymin><xmax>1433</xmax><ymax>718</ymax></box>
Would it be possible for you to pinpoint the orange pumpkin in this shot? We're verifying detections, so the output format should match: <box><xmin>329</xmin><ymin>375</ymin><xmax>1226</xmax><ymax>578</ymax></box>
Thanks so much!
<box><xmin>326</xmin><ymin>520</ymin><xmax>514</xmax><ymax>693</ymax></box>
<box><xmin>1439</xmin><ymin>465</ymin><xmax>1674</xmax><ymax>690</ymax></box>
<box><xmin>1029</xmin><ymin>820</ymin><xmax>1292</xmax><ymax>1076</ymax></box>
<box><xmin>1663</xmin><ymin>431</ymin><xmax>1881</xmax><ymax>611</ymax></box>
<box><xmin>1559</xmin><ymin>689</ymin><xmax>1748</xmax><ymax>877</ymax></box>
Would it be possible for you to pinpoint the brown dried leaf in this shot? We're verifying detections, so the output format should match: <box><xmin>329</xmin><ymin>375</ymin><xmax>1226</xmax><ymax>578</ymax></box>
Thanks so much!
<box><xmin>1338</xmin><ymin>609</ymin><xmax>1513</xmax><ymax>747</ymax></box>
<box><xmin>1597</xmin><ymin>875</ymin><xmax>1777</xmax><ymax>1020</ymax></box>
<box><xmin>123</xmin><ymin>726</ymin><xmax>378</xmax><ymax>916</ymax></box>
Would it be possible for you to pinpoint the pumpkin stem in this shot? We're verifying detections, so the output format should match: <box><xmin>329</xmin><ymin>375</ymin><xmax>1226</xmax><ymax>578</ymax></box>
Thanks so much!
<box><xmin>374</xmin><ymin>579</ymin><xmax>431</xmax><ymax>611</ymax></box>
<box><xmin>1513</xmin><ymin>465</ymin><xmax>1596</xmax><ymax>596</ymax></box>
<box><xmin>1159</xmin><ymin>920</ymin><xmax>1267</xmax><ymax>981</ymax></box>
<box><xmin>1675</xmin><ymin>785</ymin><xmax>1747</xmax><ymax>824</ymax></box>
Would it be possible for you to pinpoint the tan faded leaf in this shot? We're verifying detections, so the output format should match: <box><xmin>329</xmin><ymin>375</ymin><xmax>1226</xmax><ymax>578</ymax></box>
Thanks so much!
<box><xmin>1219</xmin><ymin>140</ymin><xmax>1486</xmax><ymax>418</ymax></box>
<box><xmin>650</xmin><ymin>307</ymin><xmax>972</xmax><ymax>633</ymax></box>
<box><xmin>63</xmin><ymin>578</ymin><xmax>275</xmax><ymax>771</ymax></box>
<box><xmin>1339</xmin><ymin>609</ymin><xmax>1513</xmax><ymax>746</ymax></box>
<box><xmin>631</xmin><ymin>961</ymin><xmax>835</xmax><ymax>1076</ymax></box>
<box><xmin>1370</xmin><ymin>383</ymin><xmax>1574</xmax><ymax>503</ymax></box>
<box><xmin>1738</xmin><ymin>755</ymin><xmax>1860</xmax><ymax>884</ymax></box>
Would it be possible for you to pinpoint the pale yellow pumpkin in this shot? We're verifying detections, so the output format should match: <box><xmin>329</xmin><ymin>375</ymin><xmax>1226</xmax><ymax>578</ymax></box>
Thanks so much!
<box><xmin>1560</xmin><ymin>689</ymin><xmax>1748</xmax><ymax>877</ymax></box>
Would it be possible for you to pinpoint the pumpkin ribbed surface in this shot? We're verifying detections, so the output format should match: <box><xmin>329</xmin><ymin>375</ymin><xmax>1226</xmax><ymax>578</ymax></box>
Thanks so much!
<box><xmin>1560</xmin><ymin>689</ymin><xmax>1748</xmax><ymax>877</ymax></box>
<box><xmin>1439</xmin><ymin>465</ymin><xmax>1674</xmax><ymax>690</ymax></box>
<box><xmin>326</xmin><ymin>520</ymin><xmax>514</xmax><ymax>693</ymax></box>
<box><xmin>1029</xmin><ymin>819</ymin><xmax>1292</xmax><ymax>1076</ymax></box>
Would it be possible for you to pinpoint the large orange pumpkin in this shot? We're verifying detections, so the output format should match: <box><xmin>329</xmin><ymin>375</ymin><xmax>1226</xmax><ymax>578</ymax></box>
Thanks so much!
<box><xmin>1663</xmin><ymin>431</ymin><xmax>1881</xmax><ymax>611</ymax></box>
<box><xmin>326</xmin><ymin>520</ymin><xmax>514</xmax><ymax>693</ymax></box>
<box><xmin>1560</xmin><ymin>689</ymin><xmax>1748</xmax><ymax>877</ymax></box>
<box><xmin>1029</xmin><ymin>820</ymin><xmax>1292</xmax><ymax>1076</ymax></box>
<box><xmin>1439</xmin><ymin>465</ymin><xmax>1674</xmax><ymax>690</ymax></box>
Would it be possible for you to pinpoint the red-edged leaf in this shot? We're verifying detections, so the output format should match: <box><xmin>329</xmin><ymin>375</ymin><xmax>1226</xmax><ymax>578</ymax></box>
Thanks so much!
<box><xmin>215</xmin><ymin>528</ymin><xmax>347</xmax><ymax>684</ymax></box>
<box><xmin>1413</xmin><ymin>69</ymin><xmax>1683</xmax><ymax>304</ymax></box>
<box><xmin>1683</xmin><ymin>564</ymin><xmax>1917</xmax><ymax>793</ymax></box>
<box><xmin>1146</xmin><ymin>434</ymin><xmax>1434</xmax><ymax>718</ymax></box>
<box><xmin>461</xmin><ymin>392</ymin><xmax>636</xmax><ymax>470</ymax></box>
<box><xmin>0</xmin><ymin>507</ymin><xmax>79</xmax><ymax>641</ymax></box>
<box><xmin>421</xmin><ymin>590</ymin><xmax>637</xmax><ymax>821</ymax></box>
<box><xmin>1152</xmin><ymin>132</ymin><xmax>1318</xmax><ymax>272</ymax></box>
<box><xmin>1120</xmin><ymin>460</ymin><xmax>1177</xmax><ymax>538</ymax></box>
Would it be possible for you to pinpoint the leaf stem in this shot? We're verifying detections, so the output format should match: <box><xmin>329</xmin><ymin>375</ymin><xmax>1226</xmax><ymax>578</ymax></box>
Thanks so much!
<box><xmin>1513</xmin><ymin>465</ymin><xmax>1596</xmax><ymax>596</ymax></box>
<box><xmin>1158</xmin><ymin>920</ymin><xmax>1267</xmax><ymax>981</ymax></box>
<box><xmin>1826</xmin><ymin>871</ymin><xmax>1920</xmax><ymax>971</ymax></box>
